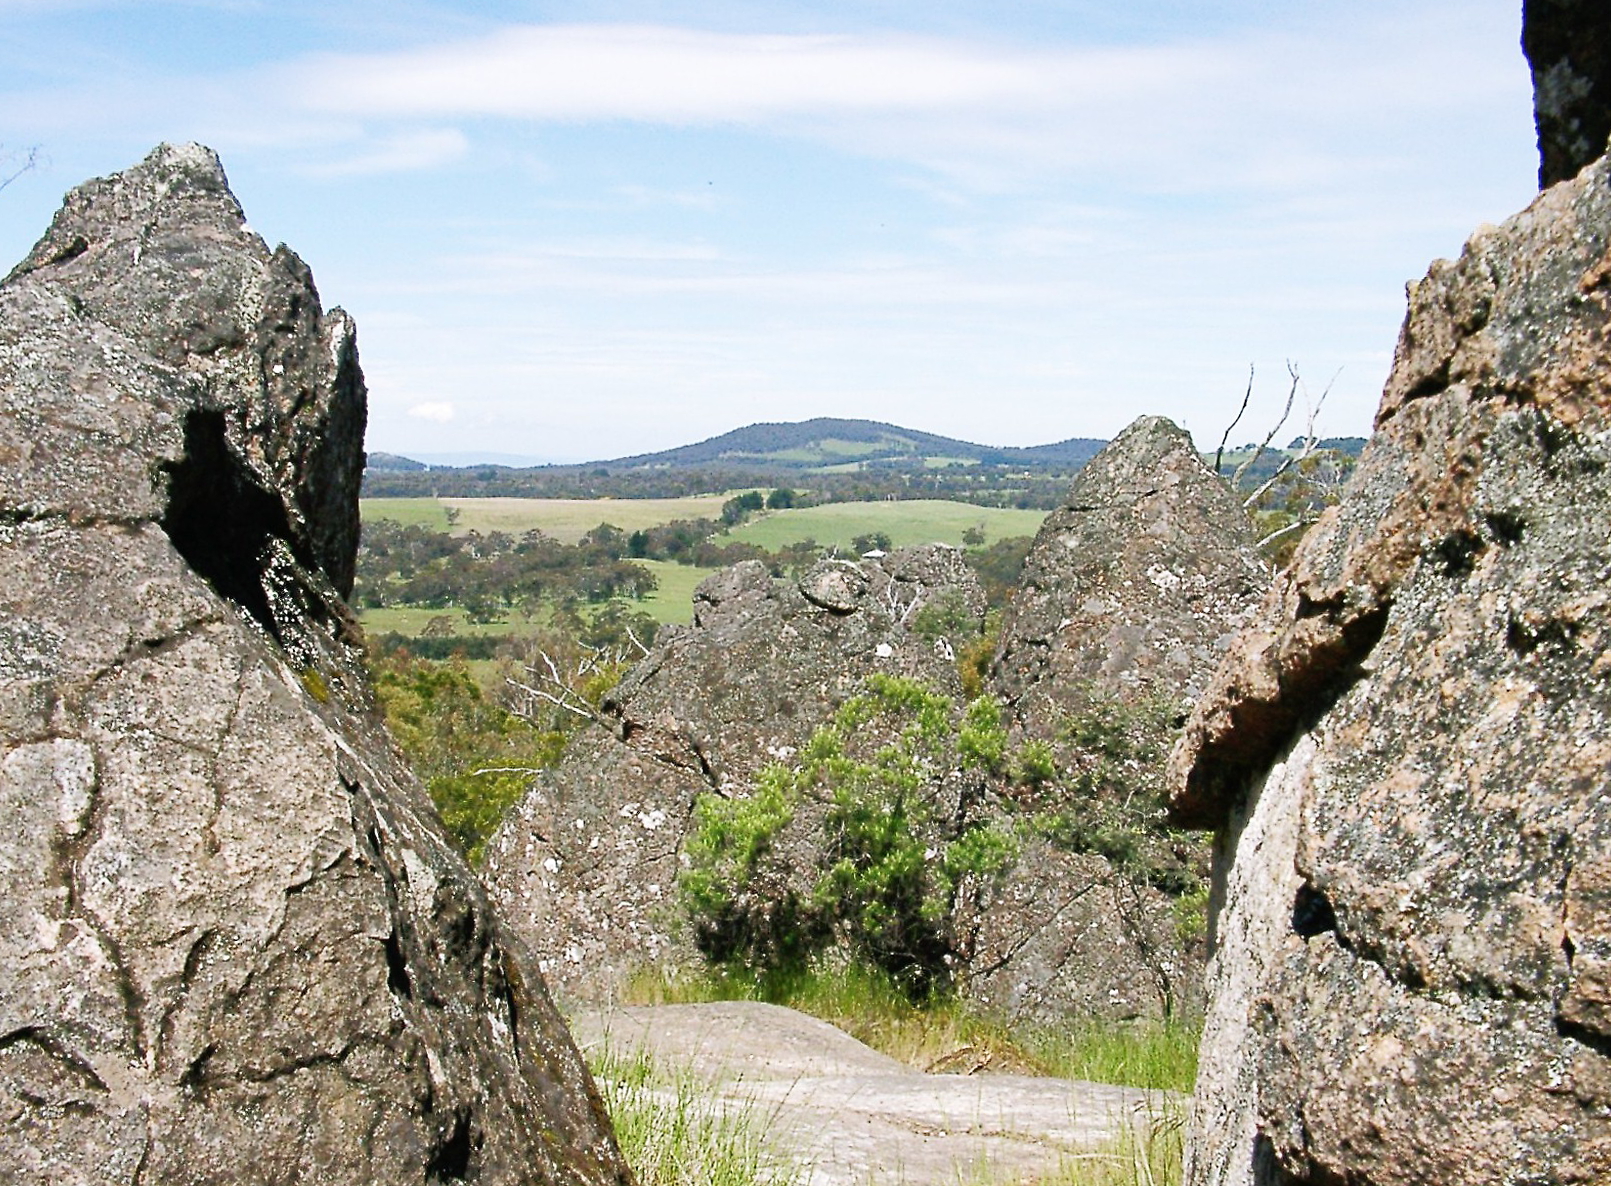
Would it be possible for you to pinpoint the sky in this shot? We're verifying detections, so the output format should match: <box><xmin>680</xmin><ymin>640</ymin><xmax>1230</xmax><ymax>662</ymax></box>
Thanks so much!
<box><xmin>0</xmin><ymin>0</ymin><xmax>1541</xmax><ymax>464</ymax></box>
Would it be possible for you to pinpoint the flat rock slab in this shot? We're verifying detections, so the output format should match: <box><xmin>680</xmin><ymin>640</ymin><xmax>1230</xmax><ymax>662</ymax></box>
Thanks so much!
<box><xmin>569</xmin><ymin>1002</ymin><xmax>1174</xmax><ymax>1185</ymax></box>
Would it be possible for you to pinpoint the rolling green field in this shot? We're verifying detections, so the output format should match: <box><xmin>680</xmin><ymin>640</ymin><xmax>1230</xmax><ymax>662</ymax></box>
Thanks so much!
<box><xmin>364</xmin><ymin>495</ymin><xmax>1048</xmax><ymax>553</ymax></box>
<box><xmin>728</xmin><ymin>500</ymin><xmax>1046</xmax><ymax>551</ymax></box>
<box><xmin>358</xmin><ymin>558</ymin><xmax>704</xmax><ymax>640</ymax></box>
<box><xmin>362</xmin><ymin>495</ymin><xmax>739</xmax><ymax>541</ymax></box>
<box><xmin>635</xmin><ymin>559</ymin><xmax>704</xmax><ymax>625</ymax></box>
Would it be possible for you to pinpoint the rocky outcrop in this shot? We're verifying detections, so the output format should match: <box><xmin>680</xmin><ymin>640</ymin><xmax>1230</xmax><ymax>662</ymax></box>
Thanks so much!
<box><xmin>0</xmin><ymin>145</ymin><xmax>630</xmax><ymax>1185</ymax></box>
<box><xmin>992</xmin><ymin>416</ymin><xmax>1266</xmax><ymax>728</ymax></box>
<box><xmin>483</xmin><ymin>548</ymin><xmax>985</xmax><ymax>999</ymax></box>
<box><xmin>1525</xmin><ymin>0</ymin><xmax>1611</xmax><ymax>186</ymax></box>
<box><xmin>959</xmin><ymin>417</ymin><xmax>1266</xmax><ymax>1025</ymax></box>
<box><xmin>1170</xmin><ymin>148</ymin><xmax>1611</xmax><ymax>1183</ymax></box>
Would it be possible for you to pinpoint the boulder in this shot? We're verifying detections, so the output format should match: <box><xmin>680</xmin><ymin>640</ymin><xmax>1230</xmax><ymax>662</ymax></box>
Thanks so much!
<box><xmin>483</xmin><ymin>548</ymin><xmax>986</xmax><ymax>1000</ymax></box>
<box><xmin>1525</xmin><ymin>0</ymin><xmax>1611</xmax><ymax>186</ymax></box>
<box><xmin>0</xmin><ymin>145</ymin><xmax>630</xmax><ymax>1185</ymax></box>
<box><xmin>1170</xmin><ymin>148</ymin><xmax>1611</xmax><ymax>1183</ymax></box>
<box><xmin>991</xmin><ymin>415</ymin><xmax>1267</xmax><ymax>732</ymax></box>
<box><xmin>961</xmin><ymin>417</ymin><xmax>1266</xmax><ymax>1025</ymax></box>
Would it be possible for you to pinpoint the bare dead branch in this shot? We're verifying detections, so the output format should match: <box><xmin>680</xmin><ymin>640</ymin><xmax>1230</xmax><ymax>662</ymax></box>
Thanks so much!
<box><xmin>0</xmin><ymin>145</ymin><xmax>39</xmax><ymax>196</ymax></box>
<box><xmin>1242</xmin><ymin>365</ymin><xmax>1339</xmax><ymax>510</ymax></box>
<box><xmin>1231</xmin><ymin>362</ymin><xmax>1300</xmax><ymax>490</ymax></box>
<box><xmin>505</xmin><ymin>676</ymin><xmax>596</xmax><ymax>721</ymax></box>
<box><xmin>1256</xmin><ymin>517</ymin><xmax>1314</xmax><ymax>551</ymax></box>
<box><xmin>1214</xmin><ymin>364</ymin><xmax>1255</xmax><ymax>475</ymax></box>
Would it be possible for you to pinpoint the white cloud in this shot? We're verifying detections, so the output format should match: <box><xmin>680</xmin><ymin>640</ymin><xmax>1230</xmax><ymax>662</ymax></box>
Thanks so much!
<box><xmin>406</xmin><ymin>400</ymin><xmax>456</xmax><ymax>422</ymax></box>
<box><xmin>288</xmin><ymin>25</ymin><xmax>1181</xmax><ymax>125</ymax></box>
<box><xmin>297</xmin><ymin>127</ymin><xmax>467</xmax><ymax>177</ymax></box>
<box><xmin>260</xmin><ymin>12</ymin><xmax>1528</xmax><ymax>196</ymax></box>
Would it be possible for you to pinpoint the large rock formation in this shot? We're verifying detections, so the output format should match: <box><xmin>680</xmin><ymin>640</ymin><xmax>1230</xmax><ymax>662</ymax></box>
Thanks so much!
<box><xmin>1171</xmin><ymin>147</ymin><xmax>1611</xmax><ymax>1182</ymax></box>
<box><xmin>1525</xmin><ymin>0</ymin><xmax>1611</xmax><ymax>186</ymax></box>
<box><xmin>0</xmin><ymin>145</ymin><xmax>631</xmax><ymax>1185</ymax></box>
<box><xmin>483</xmin><ymin>548</ymin><xmax>986</xmax><ymax>999</ymax></box>
<box><xmin>991</xmin><ymin>415</ymin><xmax>1267</xmax><ymax>733</ymax></box>
<box><xmin>961</xmin><ymin>417</ymin><xmax>1267</xmax><ymax>1025</ymax></box>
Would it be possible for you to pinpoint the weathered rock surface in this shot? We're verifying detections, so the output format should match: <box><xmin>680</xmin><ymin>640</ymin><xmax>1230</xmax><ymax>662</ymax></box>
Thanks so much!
<box><xmin>484</xmin><ymin>548</ymin><xmax>985</xmax><ymax>1000</ymax></box>
<box><xmin>1170</xmin><ymin>148</ymin><xmax>1611</xmax><ymax>1184</ymax></box>
<box><xmin>569</xmin><ymin>1001</ymin><xmax>1176</xmax><ymax>1186</ymax></box>
<box><xmin>1525</xmin><ymin>0</ymin><xmax>1611</xmax><ymax>187</ymax></box>
<box><xmin>0</xmin><ymin>144</ymin><xmax>630</xmax><ymax>1185</ymax></box>
<box><xmin>961</xmin><ymin>417</ymin><xmax>1266</xmax><ymax>1026</ymax></box>
<box><xmin>991</xmin><ymin>415</ymin><xmax>1266</xmax><ymax>732</ymax></box>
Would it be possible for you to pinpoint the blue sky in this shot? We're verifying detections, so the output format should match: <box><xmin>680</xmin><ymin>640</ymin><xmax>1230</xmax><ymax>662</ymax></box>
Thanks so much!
<box><xmin>0</xmin><ymin>0</ymin><xmax>1539</xmax><ymax>462</ymax></box>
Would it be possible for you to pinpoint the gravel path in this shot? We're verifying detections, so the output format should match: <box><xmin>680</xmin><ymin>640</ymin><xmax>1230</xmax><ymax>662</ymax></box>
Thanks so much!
<box><xmin>569</xmin><ymin>1001</ymin><xmax>1178</xmax><ymax>1185</ymax></box>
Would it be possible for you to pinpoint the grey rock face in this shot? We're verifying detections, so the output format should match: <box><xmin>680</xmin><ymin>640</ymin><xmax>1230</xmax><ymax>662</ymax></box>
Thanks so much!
<box><xmin>0</xmin><ymin>145</ymin><xmax>630</xmax><ymax>1185</ymax></box>
<box><xmin>1525</xmin><ymin>0</ymin><xmax>1611</xmax><ymax>187</ymax></box>
<box><xmin>992</xmin><ymin>415</ymin><xmax>1267</xmax><ymax>730</ymax></box>
<box><xmin>483</xmin><ymin>548</ymin><xmax>984</xmax><ymax>1000</ymax></box>
<box><xmin>1171</xmin><ymin>151</ymin><xmax>1611</xmax><ymax>1184</ymax></box>
<box><xmin>961</xmin><ymin>417</ymin><xmax>1266</xmax><ymax>1025</ymax></box>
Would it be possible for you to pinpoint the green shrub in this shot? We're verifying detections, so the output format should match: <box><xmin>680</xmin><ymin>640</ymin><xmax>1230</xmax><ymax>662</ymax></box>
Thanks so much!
<box><xmin>680</xmin><ymin>675</ymin><xmax>1017</xmax><ymax>997</ymax></box>
<box><xmin>1013</xmin><ymin>738</ymin><xmax>1057</xmax><ymax>787</ymax></box>
<box><xmin>957</xmin><ymin>695</ymin><xmax>1008</xmax><ymax>775</ymax></box>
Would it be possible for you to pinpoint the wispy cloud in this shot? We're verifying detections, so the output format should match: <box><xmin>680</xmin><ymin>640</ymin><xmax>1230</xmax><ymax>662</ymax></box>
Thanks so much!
<box><xmin>287</xmin><ymin>25</ymin><xmax>1177</xmax><ymax>124</ymax></box>
<box><xmin>295</xmin><ymin>127</ymin><xmax>467</xmax><ymax>177</ymax></box>
<box><xmin>406</xmin><ymin>400</ymin><xmax>456</xmax><ymax>422</ymax></box>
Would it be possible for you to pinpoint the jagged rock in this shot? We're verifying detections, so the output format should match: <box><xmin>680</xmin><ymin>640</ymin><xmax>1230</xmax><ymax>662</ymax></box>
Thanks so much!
<box><xmin>960</xmin><ymin>417</ymin><xmax>1266</xmax><ymax>1025</ymax></box>
<box><xmin>0</xmin><ymin>145</ymin><xmax>630</xmax><ymax>1185</ymax></box>
<box><xmin>1170</xmin><ymin>149</ymin><xmax>1611</xmax><ymax>1184</ymax></box>
<box><xmin>991</xmin><ymin>415</ymin><xmax>1267</xmax><ymax>731</ymax></box>
<box><xmin>483</xmin><ymin>549</ymin><xmax>985</xmax><ymax>999</ymax></box>
<box><xmin>1525</xmin><ymin>0</ymin><xmax>1611</xmax><ymax>187</ymax></box>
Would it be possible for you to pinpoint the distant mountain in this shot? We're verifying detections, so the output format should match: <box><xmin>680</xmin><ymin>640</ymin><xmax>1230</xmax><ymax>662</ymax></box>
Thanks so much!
<box><xmin>595</xmin><ymin>418</ymin><xmax>1106</xmax><ymax>472</ymax></box>
<box><xmin>366</xmin><ymin>451</ymin><xmax>427</xmax><ymax>472</ymax></box>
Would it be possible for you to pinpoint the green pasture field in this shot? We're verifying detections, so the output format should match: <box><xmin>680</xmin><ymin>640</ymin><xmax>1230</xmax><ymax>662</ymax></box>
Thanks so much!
<box><xmin>635</xmin><ymin>559</ymin><xmax>705</xmax><ymax>626</ymax></box>
<box><xmin>357</xmin><ymin>605</ymin><xmax>545</xmax><ymax>638</ymax></box>
<box><xmin>728</xmin><ymin>500</ymin><xmax>1046</xmax><ymax>552</ymax></box>
<box><xmin>362</xmin><ymin>495</ymin><xmax>739</xmax><ymax>542</ymax></box>
<box><xmin>357</xmin><ymin>559</ymin><xmax>704</xmax><ymax>640</ymax></box>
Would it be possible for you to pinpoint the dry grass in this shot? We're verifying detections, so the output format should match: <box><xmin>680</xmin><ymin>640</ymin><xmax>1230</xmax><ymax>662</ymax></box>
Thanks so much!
<box><xmin>622</xmin><ymin>963</ymin><xmax>1198</xmax><ymax>1094</ymax></box>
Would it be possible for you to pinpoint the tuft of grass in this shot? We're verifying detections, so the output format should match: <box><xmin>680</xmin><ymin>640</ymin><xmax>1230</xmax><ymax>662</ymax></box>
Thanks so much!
<box><xmin>585</xmin><ymin>1040</ymin><xmax>797</xmax><ymax>1186</ymax></box>
<box><xmin>997</xmin><ymin>1097</ymin><xmax>1185</xmax><ymax>1186</ymax></box>
<box><xmin>622</xmin><ymin>962</ymin><xmax>1199</xmax><ymax>1093</ymax></box>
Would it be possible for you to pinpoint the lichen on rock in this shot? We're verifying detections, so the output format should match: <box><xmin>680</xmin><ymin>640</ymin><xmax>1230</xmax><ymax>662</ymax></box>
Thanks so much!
<box><xmin>1171</xmin><ymin>143</ymin><xmax>1611</xmax><ymax>1186</ymax></box>
<box><xmin>0</xmin><ymin>144</ymin><xmax>631</xmax><ymax>1185</ymax></box>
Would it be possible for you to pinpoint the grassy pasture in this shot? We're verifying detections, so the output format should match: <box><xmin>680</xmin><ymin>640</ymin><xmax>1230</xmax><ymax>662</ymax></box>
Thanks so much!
<box><xmin>357</xmin><ymin>560</ymin><xmax>701</xmax><ymax>637</ymax></box>
<box><xmin>728</xmin><ymin>499</ymin><xmax>1046</xmax><ymax>551</ymax></box>
<box><xmin>636</xmin><ymin>559</ymin><xmax>704</xmax><ymax>625</ymax></box>
<box><xmin>363</xmin><ymin>494</ymin><xmax>738</xmax><ymax>541</ymax></box>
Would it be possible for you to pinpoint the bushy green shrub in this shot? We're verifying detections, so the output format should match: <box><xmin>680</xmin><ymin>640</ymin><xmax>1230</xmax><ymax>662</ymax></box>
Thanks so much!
<box><xmin>680</xmin><ymin>675</ymin><xmax>1017</xmax><ymax>997</ymax></box>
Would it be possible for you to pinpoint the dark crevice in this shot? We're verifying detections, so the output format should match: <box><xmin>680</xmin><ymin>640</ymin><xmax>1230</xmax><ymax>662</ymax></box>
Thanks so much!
<box><xmin>179</xmin><ymin>1043</ymin><xmax>216</xmax><ymax>1092</ymax></box>
<box><xmin>1557</xmin><ymin>1014</ymin><xmax>1611</xmax><ymax>1060</ymax></box>
<box><xmin>1433</xmin><ymin>529</ymin><xmax>1485</xmax><ymax>578</ymax></box>
<box><xmin>1484</xmin><ymin>509</ymin><xmax>1526</xmax><ymax>546</ymax></box>
<box><xmin>500</xmin><ymin>948</ymin><xmax>524</xmax><ymax>1062</ymax></box>
<box><xmin>383</xmin><ymin>928</ymin><xmax>414</xmax><ymax>1000</ymax></box>
<box><xmin>1403</xmin><ymin>356</ymin><xmax>1452</xmax><ymax>404</ymax></box>
<box><xmin>0</xmin><ymin>1027</ymin><xmax>111</xmax><ymax>1093</ymax></box>
<box><xmin>1173</xmin><ymin>600</ymin><xmax>1391</xmax><ymax>827</ymax></box>
<box><xmin>159</xmin><ymin>407</ymin><xmax>311</xmax><ymax>644</ymax></box>
<box><xmin>1292</xmin><ymin>883</ymin><xmax>1339</xmax><ymax>939</ymax></box>
<box><xmin>426</xmin><ymin>1106</ymin><xmax>477</xmax><ymax>1182</ymax></box>
<box><xmin>689</xmin><ymin>742</ymin><xmax>720</xmax><ymax>789</ymax></box>
<box><xmin>1506</xmin><ymin>614</ymin><xmax>1579</xmax><ymax>656</ymax></box>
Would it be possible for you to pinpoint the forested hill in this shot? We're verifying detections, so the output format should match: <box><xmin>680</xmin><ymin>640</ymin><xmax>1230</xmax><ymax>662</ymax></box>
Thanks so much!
<box><xmin>363</xmin><ymin>418</ymin><xmax>1109</xmax><ymax>506</ymax></box>
<box><xmin>599</xmin><ymin>418</ymin><xmax>1107</xmax><ymax>470</ymax></box>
